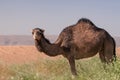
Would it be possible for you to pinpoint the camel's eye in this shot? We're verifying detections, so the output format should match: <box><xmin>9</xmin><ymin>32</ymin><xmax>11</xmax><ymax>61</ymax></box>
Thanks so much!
<box><xmin>36</xmin><ymin>32</ymin><xmax>41</xmax><ymax>35</ymax></box>
<box><xmin>32</xmin><ymin>32</ymin><xmax>34</xmax><ymax>35</ymax></box>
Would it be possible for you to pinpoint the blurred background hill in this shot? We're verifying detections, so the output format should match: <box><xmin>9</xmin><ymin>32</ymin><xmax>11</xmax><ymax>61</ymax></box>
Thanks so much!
<box><xmin>0</xmin><ymin>35</ymin><xmax>57</xmax><ymax>46</ymax></box>
<box><xmin>0</xmin><ymin>35</ymin><xmax>120</xmax><ymax>47</ymax></box>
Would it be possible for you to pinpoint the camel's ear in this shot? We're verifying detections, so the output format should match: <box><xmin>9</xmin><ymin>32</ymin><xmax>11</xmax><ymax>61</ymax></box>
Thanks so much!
<box><xmin>41</xmin><ymin>29</ymin><xmax>45</xmax><ymax>33</ymax></box>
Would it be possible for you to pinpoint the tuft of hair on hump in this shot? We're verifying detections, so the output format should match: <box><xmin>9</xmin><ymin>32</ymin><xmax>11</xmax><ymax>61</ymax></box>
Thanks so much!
<box><xmin>77</xmin><ymin>18</ymin><xmax>95</xmax><ymax>26</ymax></box>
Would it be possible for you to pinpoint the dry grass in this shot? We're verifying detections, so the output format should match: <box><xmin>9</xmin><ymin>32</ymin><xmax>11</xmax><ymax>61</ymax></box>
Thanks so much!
<box><xmin>0</xmin><ymin>57</ymin><xmax>120</xmax><ymax>80</ymax></box>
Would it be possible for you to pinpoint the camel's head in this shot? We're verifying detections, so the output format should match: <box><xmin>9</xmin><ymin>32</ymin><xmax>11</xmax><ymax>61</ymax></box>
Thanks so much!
<box><xmin>32</xmin><ymin>28</ymin><xmax>44</xmax><ymax>40</ymax></box>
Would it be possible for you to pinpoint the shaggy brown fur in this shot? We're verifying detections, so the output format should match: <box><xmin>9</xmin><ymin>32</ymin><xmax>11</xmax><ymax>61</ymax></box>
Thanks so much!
<box><xmin>32</xmin><ymin>18</ymin><xmax>116</xmax><ymax>76</ymax></box>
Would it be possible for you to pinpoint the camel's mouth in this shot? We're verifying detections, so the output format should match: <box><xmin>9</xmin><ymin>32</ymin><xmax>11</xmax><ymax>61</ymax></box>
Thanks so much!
<box><xmin>32</xmin><ymin>34</ymin><xmax>37</xmax><ymax>40</ymax></box>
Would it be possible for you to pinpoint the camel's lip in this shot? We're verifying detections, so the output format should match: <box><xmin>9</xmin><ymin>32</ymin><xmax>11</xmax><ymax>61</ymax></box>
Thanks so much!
<box><xmin>34</xmin><ymin>38</ymin><xmax>40</xmax><ymax>41</ymax></box>
<box><xmin>34</xmin><ymin>38</ymin><xmax>38</xmax><ymax>40</ymax></box>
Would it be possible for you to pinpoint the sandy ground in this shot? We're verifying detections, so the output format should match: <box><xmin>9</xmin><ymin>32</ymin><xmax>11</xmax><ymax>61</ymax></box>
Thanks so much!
<box><xmin>0</xmin><ymin>46</ymin><xmax>120</xmax><ymax>65</ymax></box>
<box><xmin>0</xmin><ymin>46</ymin><xmax>61</xmax><ymax>65</ymax></box>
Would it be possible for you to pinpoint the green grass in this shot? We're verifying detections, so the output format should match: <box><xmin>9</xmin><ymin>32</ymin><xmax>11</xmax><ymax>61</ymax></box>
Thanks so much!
<box><xmin>0</xmin><ymin>57</ymin><xmax>120</xmax><ymax>80</ymax></box>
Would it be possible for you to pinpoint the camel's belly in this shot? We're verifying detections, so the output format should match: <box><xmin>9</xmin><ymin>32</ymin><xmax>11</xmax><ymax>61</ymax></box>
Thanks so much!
<box><xmin>74</xmin><ymin>51</ymin><xmax>98</xmax><ymax>59</ymax></box>
<box><xmin>71</xmin><ymin>44</ymin><xmax>100</xmax><ymax>59</ymax></box>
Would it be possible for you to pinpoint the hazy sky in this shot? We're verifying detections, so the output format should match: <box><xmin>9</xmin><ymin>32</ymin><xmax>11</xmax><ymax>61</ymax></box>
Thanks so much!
<box><xmin>0</xmin><ymin>0</ymin><xmax>120</xmax><ymax>36</ymax></box>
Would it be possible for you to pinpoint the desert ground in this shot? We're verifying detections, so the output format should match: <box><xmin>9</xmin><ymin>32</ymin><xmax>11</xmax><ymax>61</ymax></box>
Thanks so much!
<box><xmin>0</xmin><ymin>46</ymin><xmax>120</xmax><ymax>65</ymax></box>
<box><xmin>0</xmin><ymin>46</ymin><xmax>62</xmax><ymax>65</ymax></box>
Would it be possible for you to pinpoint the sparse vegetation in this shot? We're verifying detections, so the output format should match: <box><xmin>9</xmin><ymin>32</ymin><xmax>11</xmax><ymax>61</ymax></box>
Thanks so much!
<box><xmin>0</xmin><ymin>57</ymin><xmax>120</xmax><ymax>80</ymax></box>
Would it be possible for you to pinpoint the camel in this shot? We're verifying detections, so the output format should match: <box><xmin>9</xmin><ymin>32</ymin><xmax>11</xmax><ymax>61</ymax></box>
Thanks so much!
<box><xmin>32</xmin><ymin>18</ymin><xmax>116</xmax><ymax>77</ymax></box>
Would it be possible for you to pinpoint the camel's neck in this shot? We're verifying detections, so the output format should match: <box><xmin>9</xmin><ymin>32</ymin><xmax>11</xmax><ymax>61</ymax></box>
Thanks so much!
<box><xmin>35</xmin><ymin>36</ymin><xmax>64</xmax><ymax>57</ymax></box>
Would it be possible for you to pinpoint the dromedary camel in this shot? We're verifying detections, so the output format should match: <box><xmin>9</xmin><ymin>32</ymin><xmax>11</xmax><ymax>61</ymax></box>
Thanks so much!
<box><xmin>32</xmin><ymin>18</ymin><xmax>116</xmax><ymax>77</ymax></box>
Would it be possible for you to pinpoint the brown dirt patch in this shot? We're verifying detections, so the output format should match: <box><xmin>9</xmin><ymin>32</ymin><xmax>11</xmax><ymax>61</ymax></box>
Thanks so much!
<box><xmin>0</xmin><ymin>46</ymin><xmax>61</xmax><ymax>65</ymax></box>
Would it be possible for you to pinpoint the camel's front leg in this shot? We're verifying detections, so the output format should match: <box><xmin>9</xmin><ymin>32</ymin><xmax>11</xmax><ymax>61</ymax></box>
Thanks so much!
<box><xmin>67</xmin><ymin>56</ymin><xmax>77</xmax><ymax>77</ymax></box>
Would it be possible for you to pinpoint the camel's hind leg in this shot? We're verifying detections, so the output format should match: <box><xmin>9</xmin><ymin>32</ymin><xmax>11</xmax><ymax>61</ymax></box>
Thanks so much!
<box><xmin>103</xmin><ymin>38</ymin><xmax>116</xmax><ymax>63</ymax></box>
<box><xmin>104</xmin><ymin>50</ymin><xmax>115</xmax><ymax>63</ymax></box>
<box><xmin>99</xmin><ymin>50</ymin><xmax>106</xmax><ymax>63</ymax></box>
<box><xmin>99</xmin><ymin>47</ymin><xmax>115</xmax><ymax>63</ymax></box>
<box><xmin>99</xmin><ymin>35</ymin><xmax>116</xmax><ymax>63</ymax></box>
